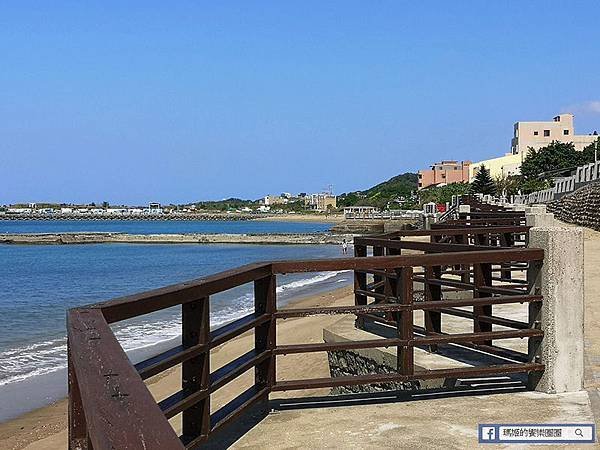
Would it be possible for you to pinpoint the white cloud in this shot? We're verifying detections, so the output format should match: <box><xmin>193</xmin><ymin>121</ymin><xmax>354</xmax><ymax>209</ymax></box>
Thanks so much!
<box><xmin>585</xmin><ymin>101</ymin><xmax>600</xmax><ymax>113</ymax></box>
<box><xmin>563</xmin><ymin>100</ymin><xmax>600</xmax><ymax>115</ymax></box>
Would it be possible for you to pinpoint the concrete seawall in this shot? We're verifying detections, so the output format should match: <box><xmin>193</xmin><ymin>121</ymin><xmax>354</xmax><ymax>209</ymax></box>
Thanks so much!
<box><xmin>0</xmin><ymin>232</ymin><xmax>354</xmax><ymax>245</ymax></box>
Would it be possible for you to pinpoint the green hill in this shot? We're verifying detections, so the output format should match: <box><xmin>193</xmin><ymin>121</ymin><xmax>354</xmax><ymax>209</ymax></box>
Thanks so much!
<box><xmin>337</xmin><ymin>172</ymin><xmax>418</xmax><ymax>209</ymax></box>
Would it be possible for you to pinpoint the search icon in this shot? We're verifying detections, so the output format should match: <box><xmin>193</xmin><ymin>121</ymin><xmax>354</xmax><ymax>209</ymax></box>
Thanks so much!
<box><xmin>575</xmin><ymin>428</ymin><xmax>584</xmax><ymax>437</ymax></box>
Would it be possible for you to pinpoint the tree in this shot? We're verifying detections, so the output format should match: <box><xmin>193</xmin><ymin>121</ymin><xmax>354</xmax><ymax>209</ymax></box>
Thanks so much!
<box><xmin>493</xmin><ymin>175</ymin><xmax>521</xmax><ymax>197</ymax></box>
<box><xmin>470</xmin><ymin>165</ymin><xmax>496</xmax><ymax>195</ymax></box>
<box><xmin>337</xmin><ymin>172</ymin><xmax>418</xmax><ymax>209</ymax></box>
<box><xmin>419</xmin><ymin>182</ymin><xmax>470</xmax><ymax>205</ymax></box>
<box><xmin>520</xmin><ymin>141</ymin><xmax>591</xmax><ymax>181</ymax></box>
<box><xmin>582</xmin><ymin>137</ymin><xmax>600</xmax><ymax>163</ymax></box>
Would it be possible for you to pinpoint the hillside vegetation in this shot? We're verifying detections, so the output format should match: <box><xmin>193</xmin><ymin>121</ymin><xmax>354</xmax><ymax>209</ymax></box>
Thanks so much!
<box><xmin>337</xmin><ymin>173</ymin><xmax>418</xmax><ymax>209</ymax></box>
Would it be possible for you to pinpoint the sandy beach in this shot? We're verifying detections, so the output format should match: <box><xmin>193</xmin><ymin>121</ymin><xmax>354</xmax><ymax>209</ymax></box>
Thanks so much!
<box><xmin>0</xmin><ymin>285</ymin><xmax>354</xmax><ymax>450</ymax></box>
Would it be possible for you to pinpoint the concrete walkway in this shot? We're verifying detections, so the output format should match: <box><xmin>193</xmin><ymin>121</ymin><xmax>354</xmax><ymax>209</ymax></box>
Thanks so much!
<box><xmin>225</xmin><ymin>391</ymin><xmax>592</xmax><ymax>449</ymax></box>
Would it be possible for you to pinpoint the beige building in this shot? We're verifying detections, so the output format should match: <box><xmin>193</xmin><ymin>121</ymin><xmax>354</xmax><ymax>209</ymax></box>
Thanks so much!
<box><xmin>511</xmin><ymin>113</ymin><xmax>597</xmax><ymax>154</ymax></box>
<box><xmin>471</xmin><ymin>113</ymin><xmax>598</xmax><ymax>180</ymax></box>
<box><xmin>305</xmin><ymin>193</ymin><xmax>337</xmax><ymax>211</ymax></box>
<box><xmin>470</xmin><ymin>152</ymin><xmax>524</xmax><ymax>180</ymax></box>
<box><xmin>263</xmin><ymin>195</ymin><xmax>288</xmax><ymax>206</ymax></box>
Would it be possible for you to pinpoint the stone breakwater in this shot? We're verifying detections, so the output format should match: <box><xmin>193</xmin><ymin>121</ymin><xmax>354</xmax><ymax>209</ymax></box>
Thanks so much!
<box><xmin>0</xmin><ymin>232</ymin><xmax>354</xmax><ymax>245</ymax></box>
<box><xmin>547</xmin><ymin>180</ymin><xmax>600</xmax><ymax>231</ymax></box>
<box><xmin>0</xmin><ymin>213</ymin><xmax>254</xmax><ymax>221</ymax></box>
<box><xmin>327</xmin><ymin>350</ymin><xmax>420</xmax><ymax>395</ymax></box>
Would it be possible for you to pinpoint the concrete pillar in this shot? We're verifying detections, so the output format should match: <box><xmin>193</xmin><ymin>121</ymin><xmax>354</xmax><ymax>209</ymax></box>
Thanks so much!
<box><xmin>526</xmin><ymin>212</ymin><xmax>555</xmax><ymax>227</ymax></box>
<box><xmin>458</xmin><ymin>205</ymin><xmax>470</xmax><ymax>214</ymax></box>
<box><xmin>528</xmin><ymin>227</ymin><xmax>584</xmax><ymax>393</ymax></box>
<box><xmin>530</xmin><ymin>205</ymin><xmax>547</xmax><ymax>214</ymax></box>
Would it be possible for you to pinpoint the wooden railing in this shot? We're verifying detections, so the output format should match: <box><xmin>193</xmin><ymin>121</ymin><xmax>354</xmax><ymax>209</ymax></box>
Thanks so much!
<box><xmin>68</xmin><ymin>240</ymin><xmax>543</xmax><ymax>448</ymax></box>
<box><xmin>68</xmin><ymin>202</ymin><xmax>545</xmax><ymax>449</ymax></box>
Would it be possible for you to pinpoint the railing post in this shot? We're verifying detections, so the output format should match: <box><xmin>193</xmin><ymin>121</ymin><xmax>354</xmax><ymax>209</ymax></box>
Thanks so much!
<box><xmin>424</xmin><ymin>265</ymin><xmax>442</xmax><ymax>352</ymax></box>
<box><xmin>473</xmin><ymin>263</ymin><xmax>493</xmax><ymax>346</ymax></box>
<box><xmin>182</xmin><ymin>297</ymin><xmax>210</xmax><ymax>442</ymax></box>
<box><xmin>254</xmin><ymin>274</ymin><xmax>276</xmax><ymax>403</ymax></box>
<box><xmin>527</xmin><ymin>258</ymin><xmax>543</xmax><ymax>389</ymax></box>
<box><xmin>397</xmin><ymin>266</ymin><xmax>414</xmax><ymax>375</ymax></box>
<box><xmin>68</xmin><ymin>346</ymin><xmax>89</xmax><ymax>450</ymax></box>
<box><xmin>354</xmin><ymin>244</ymin><xmax>367</xmax><ymax>329</ymax></box>
<box><xmin>373</xmin><ymin>246</ymin><xmax>385</xmax><ymax>297</ymax></box>
<box><xmin>500</xmin><ymin>232</ymin><xmax>514</xmax><ymax>280</ymax></box>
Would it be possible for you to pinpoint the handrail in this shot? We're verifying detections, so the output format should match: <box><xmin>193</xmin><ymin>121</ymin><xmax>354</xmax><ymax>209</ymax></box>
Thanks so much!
<box><xmin>67</xmin><ymin>309</ymin><xmax>182</xmax><ymax>449</ymax></box>
<box><xmin>95</xmin><ymin>263</ymin><xmax>271</xmax><ymax>323</ymax></box>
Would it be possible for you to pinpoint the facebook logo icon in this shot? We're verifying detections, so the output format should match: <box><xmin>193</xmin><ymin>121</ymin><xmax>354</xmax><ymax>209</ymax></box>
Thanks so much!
<box><xmin>479</xmin><ymin>425</ymin><xmax>498</xmax><ymax>443</ymax></box>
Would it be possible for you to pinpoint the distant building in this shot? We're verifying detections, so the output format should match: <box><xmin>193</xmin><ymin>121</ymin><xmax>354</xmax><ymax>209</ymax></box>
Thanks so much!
<box><xmin>418</xmin><ymin>160</ymin><xmax>471</xmax><ymax>190</ymax></box>
<box><xmin>263</xmin><ymin>195</ymin><xmax>288</xmax><ymax>206</ymax></box>
<box><xmin>148</xmin><ymin>202</ymin><xmax>163</xmax><ymax>214</ymax></box>
<box><xmin>511</xmin><ymin>113</ymin><xmax>598</xmax><ymax>154</ymax></box>
<box><xmin>469</xmin><ymin>152</ymin><xmax>524</xmax><ymax>181</ymax></box>
<box><xmin>305</xmin><ymin>193</ymin><xmax>337</xmax><ymax>211</ymax></box>
<box><xmin>343</xmin><ymin>206</ymin><xmax>378</xmax><ymax>219</ymax></box>
<box><xmin>471</xmin><ymin>113</ymin><xmax>598</xmax><ymax>180</ymax></box>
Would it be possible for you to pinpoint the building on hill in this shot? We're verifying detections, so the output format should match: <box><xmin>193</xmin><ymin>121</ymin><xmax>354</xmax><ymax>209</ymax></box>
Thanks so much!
<box><xmin>305</xmin><ymin>193</ymin><xmax>337</xmax><ymax>211</ymax></box>
<box><xmin>511</xmin><ymin>113</ymin><xmax>597</xmax><ymax>154</ymax></box>
<box><xmin>469</xmin><ymin>152</ymin><xmax>524</xmax><ymax>180</ymax></box>
<box><xmin>418</xmin><ymin>160</ymin><xmax>471</xmax><ymax>190</ymax></box>
<box><xmin>471</xmin><ymin>113</ymin><xmax>598</xmax><ymax>180</ymax></box>
<box><xmin>263</xmin><ymin>195</ymin><xmax>288</xmax><ymax>206</ymax></box>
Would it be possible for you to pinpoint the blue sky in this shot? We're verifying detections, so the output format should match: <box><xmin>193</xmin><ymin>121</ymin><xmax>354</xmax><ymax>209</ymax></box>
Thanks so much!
<box><xmin>1</xmin><ymin>2</ymin><xmax>599</xmax><ymax>205</ymax></box>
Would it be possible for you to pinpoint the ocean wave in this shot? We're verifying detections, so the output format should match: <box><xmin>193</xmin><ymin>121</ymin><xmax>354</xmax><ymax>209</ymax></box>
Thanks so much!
<box><xmin>277</xmin><ymin>270</ymin><xmax>348</xmax><ymax>293</ymax></box>
<box><xmin>0</xmin><ymin>270</ymin><xmax>350</xmax><ymax>387</ymax></box>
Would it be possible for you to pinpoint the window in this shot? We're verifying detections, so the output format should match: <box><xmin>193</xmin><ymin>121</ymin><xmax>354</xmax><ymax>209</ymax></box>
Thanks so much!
<box><xmin>534</xmin><ymin>131</ymin><xmax>539</xmax><ymax>136</ymax></box>
<box><xmin>564</xmin><ymin>129</ymin><xmax>570</xmax><ymax>135</ymax></box>
<box><xmin>544</xmin><ymin>130</ymin><xmax>550</xmax><ymax>137</ymax></box>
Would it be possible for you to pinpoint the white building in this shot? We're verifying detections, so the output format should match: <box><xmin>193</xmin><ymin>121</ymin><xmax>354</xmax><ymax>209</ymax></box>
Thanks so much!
<box><xmin>148</xmin><ymin>202</ymin><xmax>163</xmax><ymax>214</ymax></box>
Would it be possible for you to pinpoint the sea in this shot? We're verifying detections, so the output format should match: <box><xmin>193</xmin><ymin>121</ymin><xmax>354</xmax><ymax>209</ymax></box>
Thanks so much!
<box><xmin>0</xmin><ymin>220</ymin><xmax>350</xmax><ymax>421</ymax></box>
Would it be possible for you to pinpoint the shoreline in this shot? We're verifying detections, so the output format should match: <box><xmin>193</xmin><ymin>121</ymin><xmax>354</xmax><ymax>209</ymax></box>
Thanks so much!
<box><xmin>252</xmin><ymin>213</ymin><xmax>343</xmax><ymax>223</ymax></box>
<box><xmin>0</xmin><ymin>232</ymin><xmax>354</xmax><ymax>246</ymax></box>
<box><xmin>0</xmin><ymin>213</ymin><xmax>343</xmax><ymax>223</ymax></box>
<box><xmin>0</xmin><ymin>284</ymin><xmax>353</xmax><ymax>450</ymax></box>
